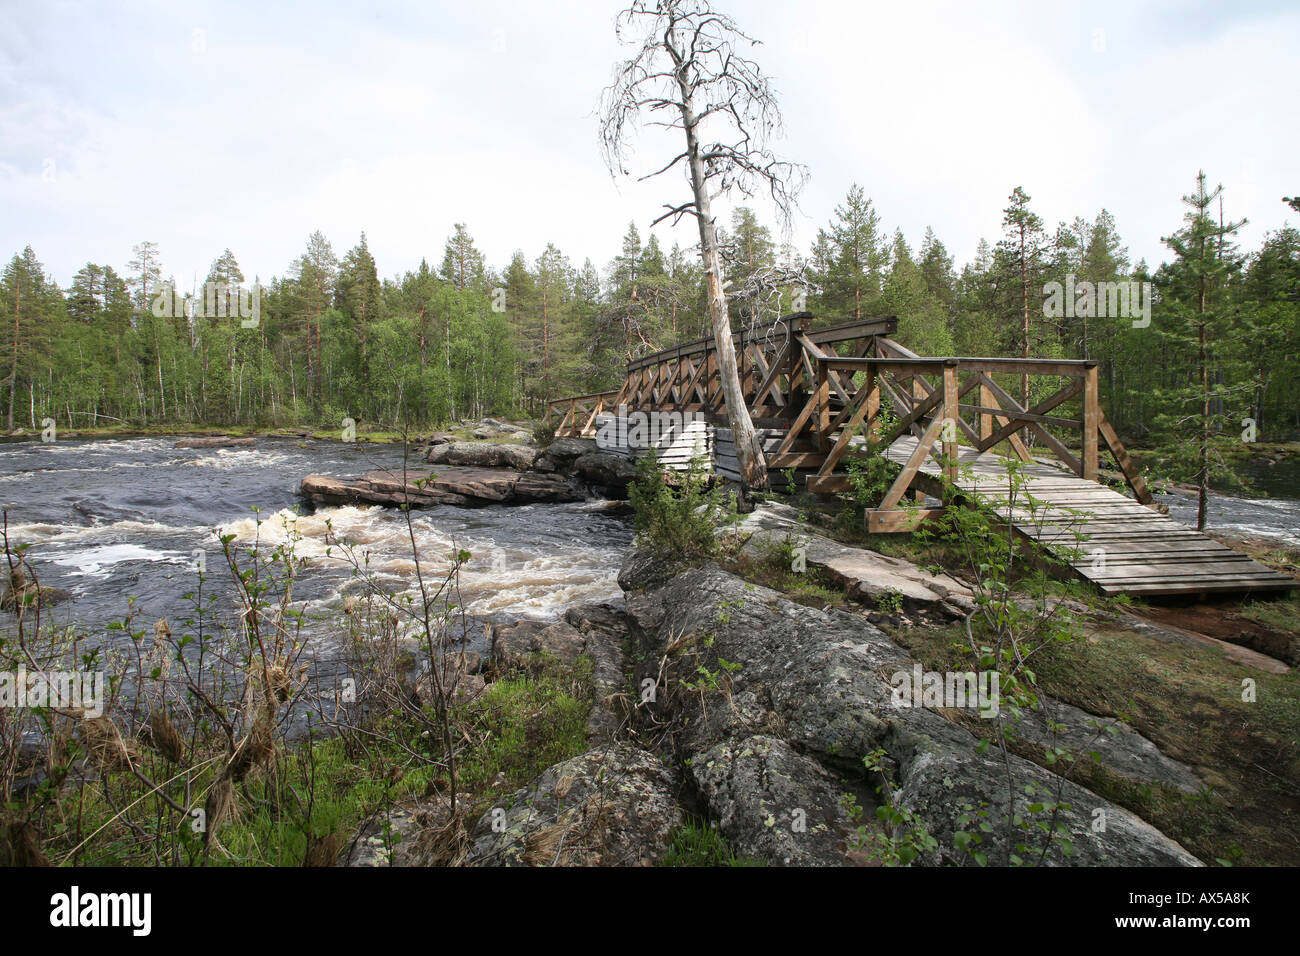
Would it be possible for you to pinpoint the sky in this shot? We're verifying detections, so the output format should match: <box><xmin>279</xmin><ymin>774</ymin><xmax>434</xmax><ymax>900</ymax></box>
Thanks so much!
<box><xmin>2</xmin><ymin>0</ymin><xmax>1297</xmax><ymax>290</ymax></box>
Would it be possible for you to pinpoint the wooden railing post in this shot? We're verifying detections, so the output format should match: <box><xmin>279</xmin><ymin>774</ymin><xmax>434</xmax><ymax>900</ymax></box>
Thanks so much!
<box><xmin>1083</xmin><ymin>362</ymin><xmax>1099</xmax><ymax>480</ymax></box>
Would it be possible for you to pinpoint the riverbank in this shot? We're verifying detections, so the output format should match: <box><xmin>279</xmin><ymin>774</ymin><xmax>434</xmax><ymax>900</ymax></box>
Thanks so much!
<box><xmin>3</xmin><ymin>436</ymin><xmax>1297</xmax><ymax>867</ymax></box>
<box><xmin>355</xmin><ymin>498</ymin><xmax>1298</xmax><ymax>867</ymax></box>
<box><xmin>776</xmin><ymin>478</ymin><xmax>1300</xmax><ymax>666</ymax></box>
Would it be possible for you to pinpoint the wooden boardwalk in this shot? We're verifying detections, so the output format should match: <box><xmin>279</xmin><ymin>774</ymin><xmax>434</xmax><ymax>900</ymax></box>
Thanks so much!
<box><xmin>886</xmin><ymin>435</ymin><xmax>1296</xmax><ymax>597</ymax></box>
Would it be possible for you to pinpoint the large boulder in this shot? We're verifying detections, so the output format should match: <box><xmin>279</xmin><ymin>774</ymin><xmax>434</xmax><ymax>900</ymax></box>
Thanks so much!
<box><xmin>425</xmin><ymin>441</ymin><xmax>538</xmax><ymax>471</ymax></box>
<box><xmin>511</xmin><ymin>473</ymin><xmax>588</xmax><ymax>503</ymax></box>
<box><xmin>413</xmin><ymin>650</ymin><xmax>486</xmax><ymax>707</ymax></box>
<box><xmin>491</xmin><ymin>604</ymin><xmax>630</xmax><ymax>745</ymax></box>
<box><xmin>563</xmin><ymin>604</ymin><xmax>632</xmax><ymax>745</ymax></box>
<box><xmin>692</xmin><ymin>734</ymin><xmax>858</xmax><ymax>866</ymax></box>
<box><xmin>2</xmin><ymin>569</ymin><xmax>70</xmax><ymax>612</ymax></box>
<box><xmin>465</xmin><ymin>744</ymin><xmax>682</xmax><ymax>866</ymax></box>
<box><xmin>623</xmin><ymin>553</ymin><xmax>1203</xmax><ymax>867</ymax></box>
<box><xmin>530</xmin><ymin>437</ymin><xmax>638</xmax><ymax>495</ymax></box>
<box><xmin>571</xmin><ymin>451</ymin><xmax>637</xmax><ymax>490</ymax></box>
<box><xmin>492</xmin><ymin>619</ymin><xmax>586</xmax><ymax>670</ymax></box>
<box><xmin>532</xmin><ymin>437</ymin><xmax>599</xmax><ymax>474</ymax></box>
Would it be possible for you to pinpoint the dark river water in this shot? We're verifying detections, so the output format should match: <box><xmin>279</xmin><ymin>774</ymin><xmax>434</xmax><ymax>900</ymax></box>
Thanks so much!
<box><xmin>0</xmin><ymin>437</ymin><xmax>633</xmax><ymax>663</ymax></box>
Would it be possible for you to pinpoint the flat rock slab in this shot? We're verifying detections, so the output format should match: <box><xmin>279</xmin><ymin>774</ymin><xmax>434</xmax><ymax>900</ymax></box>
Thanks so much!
<box><xmin>738</xmin><ymin>502</ymin><xmax>973</xmax><ymax>617</ymax></box>
<box><xmin>298</xmin><ymin>467</ymin><xmax>585</xmax><ymax>509</ymax></box>
<box><xmin>1116</xmin><ymin>612</ymin><xmax>1291</xmax><ymax>674</ymax></box>
<box><xmin>1011</xmin><ymin>696</ymin><xmax>1204</xmax><ymax>794</ymax></box>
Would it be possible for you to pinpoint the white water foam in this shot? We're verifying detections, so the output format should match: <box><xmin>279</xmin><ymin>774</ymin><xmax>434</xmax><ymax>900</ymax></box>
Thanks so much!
<box><xmin>50</xmin><ymin>543</ymin><xmax>188</xmax><ymax>577</ymax></box>
<box><xmin>217</xmin><ymin>505</ymin><xmax>625</xmax><ymax>620</ymax></box>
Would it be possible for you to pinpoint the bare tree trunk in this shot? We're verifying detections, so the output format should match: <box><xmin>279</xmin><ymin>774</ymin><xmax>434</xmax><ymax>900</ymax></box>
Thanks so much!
<box><xmin>680</xmin><ymin>87</ymin><xmax>767</xmax><ymax>489</ymax></box>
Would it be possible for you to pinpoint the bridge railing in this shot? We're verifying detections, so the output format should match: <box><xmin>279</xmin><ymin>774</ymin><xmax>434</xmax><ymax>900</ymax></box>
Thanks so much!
<box><xmin>544</xmin><ymin>390</ymin><xmax>621</xmax><ymax>437</ymax></box>
<box><xmin>548</xmin><ymin>313</ymin><xmax>902</xmax><ymax>438</ymax></box>
<box><xmin>793</xmin><ymin>342</ymin><xmax>1151</xmax><ymax>529</ymax></box>
<box><xmin>541</xmin><ymin>315</ymin><xmax>1149</xmax><ymax>524</ymax></box>
<box><xmin>619</xmin><ymin>313</ymin><xmax>900</xmax><ymax>424</ymax></box>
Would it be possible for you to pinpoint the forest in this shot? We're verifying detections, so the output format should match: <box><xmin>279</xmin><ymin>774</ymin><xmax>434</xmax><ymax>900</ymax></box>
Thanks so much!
<box><xmin>4</xmin><ymin>177</ymin><xmax>1298</xmax><ymax>468</ymax></box>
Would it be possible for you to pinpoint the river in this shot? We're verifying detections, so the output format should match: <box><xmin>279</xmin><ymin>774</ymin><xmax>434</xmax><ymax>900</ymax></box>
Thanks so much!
<box><xmin>0</xmin><ymin>436</ymin><xmax>633</xmax><ymax>665</ymax></box>
<box><xmin>2</xmin><ymin>435</ymin><xmax>1296</xmax><ymax>662</ymax></box>
<box><xmin>1161</xmin><ymin>455</ymin><xmax>1300</xmax><ymax>548</ymax></box>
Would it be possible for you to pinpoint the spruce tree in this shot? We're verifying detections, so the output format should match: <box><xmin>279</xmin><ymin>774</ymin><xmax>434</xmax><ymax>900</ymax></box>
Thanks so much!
<box><xmin>1154</xmin><ymin>171</ymin><xmax>1247</xmax><ymax>530</ymax></box>
<box><xmin>820</xmin><ymin>184</ymin><xmax>887</xmax><ymax>321</ymax></box>
<box><xmin>996</xmin><ymin>186</ymin><xmax>1048</xmax><ymax>407</ymax></box>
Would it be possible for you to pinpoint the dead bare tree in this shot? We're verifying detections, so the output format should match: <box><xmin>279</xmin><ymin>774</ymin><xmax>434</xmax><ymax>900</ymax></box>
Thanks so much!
<box><xmin>727</xmin><ymin>258</ymin><xmax>818</xmax><ymax>329</ymax></box>
<box><xmin>599</xmin><ymin>0</ymin><xmax>808</xmax><ymax>490</ymax></box>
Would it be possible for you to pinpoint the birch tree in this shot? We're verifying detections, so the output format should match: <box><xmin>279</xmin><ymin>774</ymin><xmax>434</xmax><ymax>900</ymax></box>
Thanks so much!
<box><xmin>599</xmin><ymin>0</ymin><xmax>807</xmax><ymax>489</ymax></box>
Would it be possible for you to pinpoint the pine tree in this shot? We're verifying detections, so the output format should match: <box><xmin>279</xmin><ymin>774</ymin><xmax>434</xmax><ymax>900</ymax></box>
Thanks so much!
<box><xmin>996</xmin><ymin>186</ymin><xmax>1048</xmax><ymax>407</ymax></box>
<box><xmin>290</xmin><ymin>231</ymin><xmax>338</xmax><ymax>411</ymax></box>
<box><xmin>1240</xmin><ymin>226</ymin><xmax>1300</xmax><ymax>434</ymax></box>
<box><xmin>2</xmin><ymin>247</ymin><xmax>54</xmax><ymax>429</ymax></box>
<box><xmin>573</xmin><ymin>257</ymin><xmax>610</xmax><ymax>393</ymax></box>
<box><xmin>532</xmin><ymin>243</ymin><xmax>574</xmax><ymax>408</ymax></box>
<box><xmin>337</xmin><ymin>233</ymin><xmax>382</xmax><ymax>409</ymax></box>
<box><xmin>724</xmin><ymin>207</ymin><xmax>776</xmax><ymax>326</ymax></box>
<box><xmin>403</xmin><ymin>258</ymin><xmax>440</xmax><ymax>369</ymax></box>
<box><xmin>820</xmin><ymin>184</ymin><xmax>887</xmax><ymax>320</ymax></box>
<box><xmin>440</xmin><ymin>224</ymin><xmax>485</xmax><ymax>291</ymax></box>
<box><xmin>1154</xmin><ymin>171</ymin><xmax>1248</xmax><ymax>530</ymax></box>
<box><xmin>952</xmin><ymin>239</ymin><xmax>1000</xmax><ymax>358</ymax></box>
<box><xmin>127</xmin><ymin>241</ymin><xmax>162</xmax><ymax>314</ymax></box>
<box><xmin>503</xmin><ymin>251</ymin><xmax>537</xmax><ymax>408</ymax></box>
<box><xmin>608</xmin><ymin>222</ymin><xmax>650</xmax><ymax>357</ymax></box>
<box><xmin>205</xmin><ymin>248</ymin><xmax>246</xmax><ymax>318</ymax></box>
<box><xmin>1078</xmin><ymin>210</ymin><xmax>1129</xmax><ymax>362</ymax></box>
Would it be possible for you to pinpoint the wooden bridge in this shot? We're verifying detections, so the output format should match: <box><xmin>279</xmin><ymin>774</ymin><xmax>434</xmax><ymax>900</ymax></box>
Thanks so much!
<box><xmin>546</xmin><ymin>313</ymin><xmax>1296</xmax><ymax>598</ymax></box>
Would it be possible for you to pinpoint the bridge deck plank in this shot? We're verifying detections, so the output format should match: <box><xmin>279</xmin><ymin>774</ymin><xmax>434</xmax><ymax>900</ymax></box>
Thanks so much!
<box><xmin>882</xmin><ymin>435</ymin><xmax>1295</xmax><ymax>597</ymax></box>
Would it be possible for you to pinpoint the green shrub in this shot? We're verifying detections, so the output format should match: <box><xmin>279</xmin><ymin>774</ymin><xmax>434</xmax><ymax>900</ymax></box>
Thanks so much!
<box><xmin>628</xmin><ymin>451</ymin><xmax>734</xmax><ymax>559</ymax></box>
<box><xmin>844</xmin><ymin>399</ymin><xmax>901</xmax><ymax>507</ymax></box>
<box><xmin>532</xmin><ymin>419</ymin><xmax>557</xmax><ymax>447</ymax></box>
